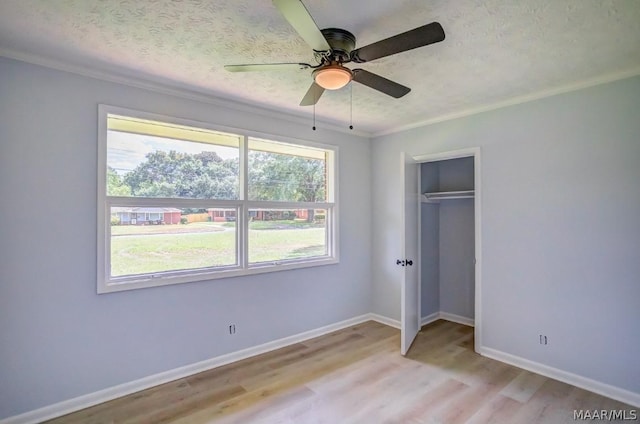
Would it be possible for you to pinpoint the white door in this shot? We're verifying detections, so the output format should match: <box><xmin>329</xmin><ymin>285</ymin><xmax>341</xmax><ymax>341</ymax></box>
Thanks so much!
<box><xmin>401</xmin><ymin>152</ymin><xmax>420</xmax><ymax>355</ymax></box>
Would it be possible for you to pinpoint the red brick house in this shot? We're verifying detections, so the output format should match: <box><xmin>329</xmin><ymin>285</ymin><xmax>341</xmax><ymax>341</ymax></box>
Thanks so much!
<box><xmin>111</xmin><ymin>207</ymin><xmax>182</xmax><ymax>225</ymax></box>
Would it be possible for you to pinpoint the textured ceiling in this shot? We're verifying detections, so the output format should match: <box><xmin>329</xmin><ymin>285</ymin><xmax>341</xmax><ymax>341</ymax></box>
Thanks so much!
<box><xmin>1</xmin><ymin>0</ymin><xmax>640</xmax><ymax>135</ymax></box>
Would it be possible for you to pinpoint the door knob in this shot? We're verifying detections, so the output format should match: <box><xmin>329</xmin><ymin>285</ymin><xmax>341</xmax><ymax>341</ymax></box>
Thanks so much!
<box><xmin>396</xmin><ymin>259</ymin><xmax>405</xmax><ymax>266</ymax></box>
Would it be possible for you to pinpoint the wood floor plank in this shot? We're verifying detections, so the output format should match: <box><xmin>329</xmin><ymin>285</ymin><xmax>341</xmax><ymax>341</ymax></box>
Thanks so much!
<box><xmin>331</xmin><ymin>360</ymin><xmax>452</xmax><ymax>423</ymax></box>
<box><xmin>203</xmin><ymin>386</ymin><xmax>316</xmax><ymax>424</ymax></box>
<box><xmin>500</xmin><ymin>369</ymin><xmax>549</xmax><ymax>403</ymax></box>
<box><xmin>465</xmin><ymin>394</ymin><xmax>523</xmax><ymax>424</ymax></box>
<box><xmin>305</xmin><ymin>349</ymin><xmax>402</xmax><ymax>395</ymax></box>
<box><xmin>433</xmin><ymin>365</ymin><xmax>520</xmax><ymax>424</ymax></box>
<box><xmin>508</xmin><ymin>379</ymin><xmax>578</xmax><ymax>423</ymax></box>
<box><xmin>46</xmin><ymin>320</ymin><xmax>636</xmax><ymax>424</ymax></box>
<box><xmin>386</xmin><ymin>378</ymin><xmax>470</xmax><ymax>423</ymax></box>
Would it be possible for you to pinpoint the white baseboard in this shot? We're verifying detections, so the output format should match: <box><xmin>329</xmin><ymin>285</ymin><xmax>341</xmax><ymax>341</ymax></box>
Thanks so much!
<box><xmin>7</xmin><ymin>313</ymin><xmax>637</xmax><ymax>423</ymax></box>
<box><xmin>370</xmin><ymin>311</ymin><xmax>475</xmax><ymax>329</ymax></box>
<box><xmin>420</xmin><ymin>312</ymin><xmax>440</xmax><ymax>326</ymax></box>
<box><xmin>0</xmin><ymin>314</ymin><xmax>374</xmax><ymax>424</ymax></box>
<box><xmin>479</xmin><ymin>346</ymin><xmax>640</xmax><ymax>408</ymax></box>
<box><xmin>369</xmin><ymin>313</ymin><xmax>401</xmax><ymax>329</ymax></box>
<box><xmin>420</xmin><ymin>311</ymin><xmax>475</xmax><ymax>327</ymax></box>
<box><xmin>439</xmin><ymin>312</ymin><xmax>474</xmax><ymax>327</ymax></box>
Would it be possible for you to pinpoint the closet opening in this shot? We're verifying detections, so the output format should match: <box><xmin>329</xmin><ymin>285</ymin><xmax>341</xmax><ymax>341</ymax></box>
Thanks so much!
<box><xmin>421</xmin><ymin>156</ymin><xmax>475</xmax><ymax>327</ymax></box>
<box><xmin>402</xmin><ymin>148</ymin><xmax>481</xmax><ymax>355</ymax></box>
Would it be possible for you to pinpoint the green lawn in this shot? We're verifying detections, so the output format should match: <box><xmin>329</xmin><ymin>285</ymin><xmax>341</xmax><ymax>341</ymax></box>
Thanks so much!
<box><xmin>111</xmin><ymin>221</ymin><xmax>229</xmax><ymax>236</ymax></box>
<box><xmin>248</xmin><ymin>227</ymin><xmax>325</xmax><ymax>263</ymax></box>
<box><xmin>110</xmin><ymin>222</ymin><xmax>325</xmax><ymax>276</ymax></box>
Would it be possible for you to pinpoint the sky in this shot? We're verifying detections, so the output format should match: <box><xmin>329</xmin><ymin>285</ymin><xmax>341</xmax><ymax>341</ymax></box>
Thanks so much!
<box><xmin>107</xmin><ymin>130</ymin><xmax>239</xmax><ymax>174</ymax></box>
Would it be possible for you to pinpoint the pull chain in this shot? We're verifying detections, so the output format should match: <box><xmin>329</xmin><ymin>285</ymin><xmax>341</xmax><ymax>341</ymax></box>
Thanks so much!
<box><xmin>349</xmin><ymin>82</ymin><xmax>353</xmax><ymax>130</ymax></box>
<box><xmin>312</xmin><ymin>91</ymin><xmax>317</xmax><ymax>131</ymax></box>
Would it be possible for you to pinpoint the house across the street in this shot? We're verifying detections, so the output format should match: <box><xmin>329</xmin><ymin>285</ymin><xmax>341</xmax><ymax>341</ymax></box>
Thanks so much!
<box><xmin>206</xmin><ymin>208</ymin><xmax>320</xmax><ymax>222</ymax></box>
<box><xmin>111</xmin><ymin>207</ymin><xmax>182</xmax><ymax>225</ymax></box>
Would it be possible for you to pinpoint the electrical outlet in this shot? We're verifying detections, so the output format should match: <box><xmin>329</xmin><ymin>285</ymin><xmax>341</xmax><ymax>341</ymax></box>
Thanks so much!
<box><xmin>539</xmin><ymin>334</ymin><xmax>548</xmax><ymax>345</ymax></box>
<box><xmin>229</xmin><ymin>324</ymin><xmax>237</xmax><ymax>335</ymax></box>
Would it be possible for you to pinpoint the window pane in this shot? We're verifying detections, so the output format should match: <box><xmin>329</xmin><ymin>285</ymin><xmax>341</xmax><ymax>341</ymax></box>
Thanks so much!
<box><xmin>107</xmin><ymin>115</ymin><xmax>240</xmax><ymax>200</ymax></box>
<box><xmin>248</xmin><ymin>138</ymin><xmax>328</xmax><ymax>202</ymax></box>
<box><xmin>110</xmin><ymin>207</ymin><xmax>237</xmax><ymax>277</ymax></box>
<box><xmin>248</xmin><ymin>208</ymin><xmax>327</xmax><ymax>264</ymax></box>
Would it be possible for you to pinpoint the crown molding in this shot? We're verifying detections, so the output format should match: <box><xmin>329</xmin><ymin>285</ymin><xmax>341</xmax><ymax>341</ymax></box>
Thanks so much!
<box><xmin>3</xmin><ymin>47</ymin><xmax>639</xmax><ymax>141</ymax></box>
<box><xmin>0</xmin><ymin>48</ymin><xmax>372</xmax><ymax>138</ymax></box>
<box><xmin>373</xmin><ymin>66</ymin><xmax>640</xmax><ymax>138</ymax></box>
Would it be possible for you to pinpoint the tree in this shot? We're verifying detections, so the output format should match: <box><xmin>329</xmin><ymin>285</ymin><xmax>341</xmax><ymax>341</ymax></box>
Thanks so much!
<box><xmin>123</xmin><ymin>150</ymin><xmax>239</xmax><ymax>199</ymax></box>
<box><xmin>248</xmin><ymin>152</ymin><xmax>326</xmax><ymax>221</ymax></box>
<box><xmin>107</xmin><ymin>166</ymin><xmax>131</xmax><ymax>196</ymax></box>
<box><xmin>249</xmin><ymin>153</ymin><xmax>325</xmax><ymax>201</ymax></box>
<box><xmin>117</xmin><ymin>149</ymin><xmax>326</xmax><ymax>221</ymax></box>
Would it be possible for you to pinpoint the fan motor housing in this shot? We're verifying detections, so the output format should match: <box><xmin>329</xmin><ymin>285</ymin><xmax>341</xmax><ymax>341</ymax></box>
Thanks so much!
<box><xmin>321</xmin><ymin>28</ymin><xmax>356</xmax><ymax>62</ymax></box>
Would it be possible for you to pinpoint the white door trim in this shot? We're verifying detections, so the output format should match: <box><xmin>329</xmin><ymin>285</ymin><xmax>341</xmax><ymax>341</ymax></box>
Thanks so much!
<box><xmin>411</xmin><ymin>147</ymin><xmax>482</xmax><ymax>352</ymax></box>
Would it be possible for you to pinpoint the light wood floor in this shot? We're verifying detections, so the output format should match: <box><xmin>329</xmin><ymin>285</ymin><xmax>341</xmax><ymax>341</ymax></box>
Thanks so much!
<box><xmin>47</xmin><ymin>320</ymin><xmax>634</xmax><ymax>423</ymax></box>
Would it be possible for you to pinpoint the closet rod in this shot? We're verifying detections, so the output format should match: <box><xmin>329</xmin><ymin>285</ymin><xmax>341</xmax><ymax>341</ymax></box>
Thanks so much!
<box><xmin>422</xmin><ymin>190</ymin><xmax>474</xmax><ymax>203</ymax></box>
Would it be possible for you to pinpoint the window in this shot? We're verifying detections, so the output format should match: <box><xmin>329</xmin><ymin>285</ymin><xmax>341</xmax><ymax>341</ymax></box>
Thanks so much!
<box><xmin>98</xmin><ymin>105</ymin><xmax>338</xmax><ymax>293</ymax></box>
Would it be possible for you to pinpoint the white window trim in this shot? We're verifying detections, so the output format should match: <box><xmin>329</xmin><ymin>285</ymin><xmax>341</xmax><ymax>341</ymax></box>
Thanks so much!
<box><xmin>97</xmin><ymin>104</ymin><xmax>339</xmax><ymax>294</ymax></box>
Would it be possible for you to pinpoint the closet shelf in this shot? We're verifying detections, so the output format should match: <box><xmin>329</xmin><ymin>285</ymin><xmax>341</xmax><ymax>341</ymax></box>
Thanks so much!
<box><xmin>422</xmin><ymin>190</ymin><xmax>475</xmax><ymax>203</ymax></box>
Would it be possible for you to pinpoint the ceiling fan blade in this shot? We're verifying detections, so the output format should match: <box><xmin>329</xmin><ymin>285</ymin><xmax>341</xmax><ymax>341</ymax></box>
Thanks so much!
<box><xmin>273</xmin><ymin>0</ymin><xmax>331</xmax><ymax>51</ymax></box>
<box><xmin>351</xmin><ymin>22</ymin><xmax>445</xmax><ymax>63</ymax></box>
<box><xmin>300</xmin><ymin>82</ymin><xmax>325</xmax><ymax>106</ymax></box>
<box><xmin>225</xmin><ymin>63</ymin><xmax>310</xmax><ymax>72</ymax></box>
<box><xmin>352</xmin><ymin>69</ymin><xmax>410</xmax><ymax>98</ymax></box>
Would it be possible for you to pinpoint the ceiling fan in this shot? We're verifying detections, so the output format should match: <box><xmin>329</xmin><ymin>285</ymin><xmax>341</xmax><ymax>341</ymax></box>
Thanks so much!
<box><xmin>225</xmin><ymin>0</ymin><xmax>445</xmax><ymax>106</ymax></box>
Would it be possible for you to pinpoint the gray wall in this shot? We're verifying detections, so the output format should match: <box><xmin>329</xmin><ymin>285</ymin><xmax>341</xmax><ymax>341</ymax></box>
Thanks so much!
<box><xmin>420</xmin><ymin>203</ymin><xmax>440</xmax><ymax>317</ymax></box>
<box><xmin>438</xmin><ymin>157</ymin><xmax>474</xmax><ymax>192</ymax></box>
<box><xmin>0</xmin><ymin>57</ymin><xmax>372</xmax><ymax>419</ymax></box>
<box><xmin>438</xmin><ymin>158</ymin><xmax>475</xmax><ymax>319</ymax></box>
<box><xmin>439</xmin><ymin>199</ymin><xmax>475</xmax><ymax>318</ymax></box>
<box><xmin>372</xmin><ymin>76</ymin><xmax>640</xmax><ymax>395</ymax></box>
<box><xmin>420</xmin><ymin>162</ymin><xmax>440</xmax><ymax>316</ymax></box>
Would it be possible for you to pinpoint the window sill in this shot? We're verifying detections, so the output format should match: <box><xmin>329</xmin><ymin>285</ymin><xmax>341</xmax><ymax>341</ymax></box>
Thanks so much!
<box><xmin>98</xmin><ymin>257</ymin><xmax>339</xmax><ymax>294</ymax></box>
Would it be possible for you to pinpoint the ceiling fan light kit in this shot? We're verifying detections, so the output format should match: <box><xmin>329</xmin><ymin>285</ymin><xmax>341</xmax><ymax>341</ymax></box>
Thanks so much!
<box><xmin>313</xmin><ymin>65</ymin><xmax>352</xmax><ymax>90</ymax></box>
<box><xmin>226</xmin><ymin>0</ymin><xmax>445</xmax><ymax>124</ymax></box>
